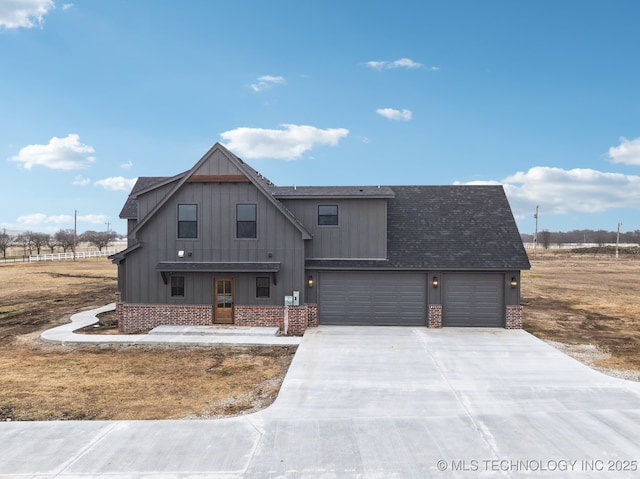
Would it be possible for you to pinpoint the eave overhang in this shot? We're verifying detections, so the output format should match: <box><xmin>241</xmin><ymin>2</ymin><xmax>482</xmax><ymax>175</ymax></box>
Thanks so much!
<box><xmin>156</xmin><ymin>261</ymin><xmax>281</xmax><ymax>273</ymax></box>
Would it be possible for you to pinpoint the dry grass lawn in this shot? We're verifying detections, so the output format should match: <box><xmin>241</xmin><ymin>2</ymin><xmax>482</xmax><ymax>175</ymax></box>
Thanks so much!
<box><xmin>0</xmin><ymin>259</ymin><xmax>295</xmax><ymax>421</ymax></box>
<box><xmin>522</xmin><ymin>250</ymin><xmax>640</xmax><ymax>374</ymax></box>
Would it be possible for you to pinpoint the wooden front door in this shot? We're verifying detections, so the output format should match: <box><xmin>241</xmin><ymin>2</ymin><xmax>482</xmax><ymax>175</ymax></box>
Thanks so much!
<box><xmin>214</xmin><ymin>278</ymin><xmax>234</xmax><ymax>324</ymax></box>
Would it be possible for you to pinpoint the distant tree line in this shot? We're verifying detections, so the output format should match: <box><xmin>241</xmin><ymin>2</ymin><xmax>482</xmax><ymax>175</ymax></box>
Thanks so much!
<box><xmin>521</xmin><ymin>229</ymin><xmax>640</xmax><ymax>249</ymax></box>
<box><xmin>0</xmin><ymin>228</ymin><xmax>121</xmax><ymax>258</ymax></box>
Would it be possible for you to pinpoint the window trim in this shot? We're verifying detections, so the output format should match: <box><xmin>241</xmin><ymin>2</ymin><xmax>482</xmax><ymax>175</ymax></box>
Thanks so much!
<box><xmin>170</xmin><ymin>275</ymin><xmax>185</xmax><ymax>298</ymax></box>
<box><xmin>256</xmin><ymin>276</ymin><xmax>270</xmax><ymax>299</ymax></box>
<box><xmin>318</xmin><ymin>204</ymin><xmax>339</xmax><ymax>226</ymax></box>
<box><xmin>177</xmin><ymin>204</ymin><xmax>198</xmax><ymax>239</ymax></box>
<box><xmin>236</xmin><ymin>203</ymin><xmax>257</xmax><ymax>239</ymax></box>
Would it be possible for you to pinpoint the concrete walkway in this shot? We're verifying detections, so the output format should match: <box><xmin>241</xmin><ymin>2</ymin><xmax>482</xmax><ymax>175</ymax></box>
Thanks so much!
<box><xmin>2</xmin><ymin>322</ymin><xmax>640</xmax><ymax>477</ymax></box>
<box><xmin>40</xmin><ymin>304</ymin><xmax>301</xmax><ymax>346</ymax></box>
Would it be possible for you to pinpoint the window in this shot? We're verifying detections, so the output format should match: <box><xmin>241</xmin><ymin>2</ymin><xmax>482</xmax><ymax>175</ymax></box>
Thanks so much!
<box><xmin>256</xmin><ymin>276</ymin><xmax>270</xmax><ymax>298</ymax></box>
<box><xmin>178</xmin><ymin>204</ymin><xmax>197</xmax><ymax>238</ymax></box>
<box><xmin>171</xmin><ymin>276</ymin><xmax>185</xmax><ymax>297</ymax></box>
<box><xmin>237</xmin><ymin>204</ymin><xmax>257</xmax><ymax>238</ymax></box>
<box><xmin>318</xmin><ymin>205</ymin><xmax>338</xmax><ymax>225</ymax></box>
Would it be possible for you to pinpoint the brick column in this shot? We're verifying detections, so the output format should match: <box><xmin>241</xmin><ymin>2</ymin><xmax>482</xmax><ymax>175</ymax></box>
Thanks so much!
<box><xmin>306</xmin><ymin>303</ymin><xmax>318</xmax><ymax>328</ymax></box>
<box><xmin>428</xmin><ymin>305</ymin><xmax>442</xmax><ymax>328</ymax></box>
<box><xmin>505</xmin><ymin>305</ymin><xmax>523</xmax><ymax>329</ymax></box>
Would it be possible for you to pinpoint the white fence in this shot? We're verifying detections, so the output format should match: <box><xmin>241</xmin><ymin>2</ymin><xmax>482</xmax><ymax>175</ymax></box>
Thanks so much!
<box><xmin>28</xmin><ymin>249</ymin><xmax>118</xmax><ymax>262</ymax></box>
<box><xmin>523</xmin><ymin>242</ymin><xmax>639</xmax><ymax>250</ymax></box>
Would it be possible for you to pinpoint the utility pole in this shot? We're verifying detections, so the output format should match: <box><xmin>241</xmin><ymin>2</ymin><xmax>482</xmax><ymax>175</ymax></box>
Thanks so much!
<box><xmin>533</xmin><ymin>205</ymin><xmax>539</xmax><ymax>259</ymax></box>
<box><xmin>105</xmin><ymin>221</ymin><xmax>111</xmax><ymax>232</ymax></box>
<box><xmin>616</xmin><ymin>222</ymin><xmax>622</xmax><ymax>261</ymax></box>
<box><xmin>73</xmin><ymin>210</ymin><xmax>77</xmax><ymax>261</ymax></box>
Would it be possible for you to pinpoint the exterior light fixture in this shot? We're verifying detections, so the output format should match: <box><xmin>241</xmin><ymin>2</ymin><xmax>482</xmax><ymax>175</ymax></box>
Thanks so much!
<box><xmin>510</xmin><ymin>277</ymin><xmax>518</xmax><ymax>288</ymax></box>
<box><xmin>432</xmin><ymin>276</ymin><xmax>439</xmax><ymax>288</ymax></box>
<box><xmin>307</xmin><ymin>275</ymin><xmax>314</xmax><ymax>288</ymax></box>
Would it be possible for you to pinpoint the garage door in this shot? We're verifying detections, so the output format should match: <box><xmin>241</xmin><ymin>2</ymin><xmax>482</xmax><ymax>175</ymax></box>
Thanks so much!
<box><xmin>443</xmin><ymin>273</ymin><xmax>504</xmax><ymax>327</ymax></box>
<box><xmin>318</xmin><ymin>272</ymin><xmax>426</xmax><ymax>326</ymax></box>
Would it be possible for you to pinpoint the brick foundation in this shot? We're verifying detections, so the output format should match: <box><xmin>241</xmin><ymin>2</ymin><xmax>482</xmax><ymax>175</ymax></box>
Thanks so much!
<box><xmin>116</xmin><ymin>295</ymin><xmax>317</xmax><ymax>336</ymax></box>
<box><xmin>428</xmin><ymin>304</ymin><xmax>442</xmax><ymax>328</ymax></box>
<box><xmin>234</xmin><ymin>304</ymin><xmax>317</xmax><ymax>336</ymax></box>
<box><xmin>116</xmin><ymin>301</ymin><xmax>213</xmax><ymax>334</ymax></box>
<box><xmin>505</xmin><ymin>305</ymin><xmax>523</xmax><ymax>329</ymax></box>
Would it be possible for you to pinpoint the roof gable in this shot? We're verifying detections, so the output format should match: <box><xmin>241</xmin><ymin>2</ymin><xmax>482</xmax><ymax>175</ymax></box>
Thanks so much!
<box><xmin>129</xmin><ymin>143</ymin><xmax>311</xmax><ymax>239</ymax></box>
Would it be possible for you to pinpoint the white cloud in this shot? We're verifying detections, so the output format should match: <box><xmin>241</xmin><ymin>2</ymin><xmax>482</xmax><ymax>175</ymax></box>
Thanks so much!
<box><xmin>364</xmin><ymin>58</ymin><xmax>426</xmax><ymax>70</ymax></box>
<box><xmin>120</xmin><ymin>160</ymin><xmax>133</xmax><ymax>170</ymax></box>
<box><xmin>62</xmin><ymin>3</ymin><xmax>73</xmax><ymax>10</ymax></box>
<box><xmin>94</xmin><ymin>176</ymin><xmax>137</xmax><ymax>191</ymax></box>
<box><xmin>13</xmin><ymin>212</ymin><xmax>107</xmax><ymax>231</ymax></box>
<box><xmin>220</xmin><ymin>124</ymin><xmax>349</xmax><ymax>160</ymax></box>
<box><xmin>0</xmin><ymin>0</ymin><xmax>54</xmax><ymax>29</ymax></box>
<box><xmin>78</xmin><ymin>214</ymin><xmax>108</xmax><ymax>224</ymax></box>
<box><xmin>457</xmin><ymin>166</ymin><xmax>640</xmax><ymax>219</ymax></box>
<box><xmin>251</xmin><ymin>75</ymin><xmax>286</xmax><ymax>92</ymax></box>
<box><xmin>73</xmin><ymin>175</ymin><xmax>91</xmax><ymax>186</ymax></box>
<box><xmin>9</xmin><ymin>133</ymin><xmax>96</xmax><ymax>170</ymax></box>
<box><xmin>17</xmin><ymin>213</ymin><xmax>71</xmax><ymax>226</ymax></box>
<box><xmin>608</xmin><ymin>137</ymin><xmax>640</xmax><ymax>165</ymax></box>
<box><xmin>376</xmin><ymin>108</ymin><xmax>412</xmax><ymax>121</ymax></box>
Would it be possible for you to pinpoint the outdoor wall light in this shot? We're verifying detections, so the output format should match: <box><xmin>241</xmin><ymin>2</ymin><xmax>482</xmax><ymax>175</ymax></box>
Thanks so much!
<box><xmin>307</xmin><ymin>275</ymin><xmax>314</xmax><ymax>288</ymax></box>
<box><xmin>510</xmin><ymin>277</ymin><xmax>518</xmax><ymax>288</ymax></box>
<box><xmin>432</xmin><ymin>276</ymin><xmax>439</xmax><ymax>288</ymax></box>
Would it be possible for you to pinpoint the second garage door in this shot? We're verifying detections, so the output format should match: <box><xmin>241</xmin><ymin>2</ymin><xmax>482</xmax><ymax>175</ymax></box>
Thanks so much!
<box><xmin>442</xmin><ymin>273</ymin><xmax>504</xmax><ymax>327</ymax></box>
<box><xmin>318</xmin><ymin>272</ymin><xmax>426</xmax><ymax>326</ymax></box>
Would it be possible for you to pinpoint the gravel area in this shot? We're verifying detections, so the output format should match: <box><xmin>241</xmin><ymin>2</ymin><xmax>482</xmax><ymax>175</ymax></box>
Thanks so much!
<box><xmin>546</xmin><ymin>340</ymin><xmax>640</xmax><ymax>382</ymax></box>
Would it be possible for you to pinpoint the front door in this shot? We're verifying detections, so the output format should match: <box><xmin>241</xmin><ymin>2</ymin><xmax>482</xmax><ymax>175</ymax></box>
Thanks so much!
<box><xmin>214</xmin><ymin>278</ymin><xmax>234</xmax><ymax>324</ymax></box>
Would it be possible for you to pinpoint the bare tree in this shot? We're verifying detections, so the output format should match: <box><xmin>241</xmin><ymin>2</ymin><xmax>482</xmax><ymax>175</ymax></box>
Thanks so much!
<box><xmin>0</xmin><ymin>229</ymin><xmax>13</xmax><ymax>259</ymax></box>
<box><xmin>45</xmin><ymin>234</ymin><xmax>58</xmax><ymax>253</ymax></box>
<box><xmin>30</xmin><ymin>232</ymin><xmax>49</xmax><ymax>255</ymax></box>
<box><xmin>539</xmin><ymin>229</ymin><xmax>551</xmax><ymax>249</ymax></box>
<box><xmin>14</xmin><ymin>232</ymin><xmax>34</xmax><ymax>256</ymax></box>
<box><xmin>594</xmin><ymin>231</ymin><xmax>606</xmax><ymax>247</ymax></box>
<box><xmin>81</xmin><ymin>230</ymin><xmax>118</xmax><ymax>251</ymax></box>
<box><xmin>54</xmin><ymin>229</ymin><xmax>76</xmax><ymax>252</ymax></box>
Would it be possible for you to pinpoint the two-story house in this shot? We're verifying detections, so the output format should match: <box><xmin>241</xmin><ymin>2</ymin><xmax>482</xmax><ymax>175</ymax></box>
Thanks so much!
<box><xmin>111</xmin><ymin>143</ymin><xmax>530</xmax><ymax>335</ymax></box>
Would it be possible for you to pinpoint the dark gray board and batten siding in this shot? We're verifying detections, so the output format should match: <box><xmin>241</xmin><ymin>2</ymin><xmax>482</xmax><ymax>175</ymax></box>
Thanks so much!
<box><xmin>123</xmin><ymin>181</ymin><xmax>306</xmax><ymax>305</ymax></box>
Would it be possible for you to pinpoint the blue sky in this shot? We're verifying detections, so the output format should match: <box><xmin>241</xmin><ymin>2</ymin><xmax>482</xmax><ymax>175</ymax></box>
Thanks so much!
<box><xmin>1</xmin><ymin>1</ymin><xmax>639</xmax><ymax>236</ymax></box>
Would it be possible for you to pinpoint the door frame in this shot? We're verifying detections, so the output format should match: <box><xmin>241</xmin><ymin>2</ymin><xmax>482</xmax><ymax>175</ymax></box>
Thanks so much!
<box><xmin>214</xmin><ymin>277</ymin><xmax>234</xmax><ymax>324</ymax></box>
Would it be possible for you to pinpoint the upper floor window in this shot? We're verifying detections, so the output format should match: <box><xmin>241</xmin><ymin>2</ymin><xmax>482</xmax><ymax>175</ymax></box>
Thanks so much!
<box><xmin>178</xmin><ymin>204</ymin><xmax>197</xmax><ymax>238</ymax></box>
<box><xmin>237</xmin><ymin>204</ymin><xmax>257</xmax><ymax>238</ymax></box>
<box><xmin>318</xmin><ymin>205</ymin><xmax>338</xmax><ymax>226</ymax></box>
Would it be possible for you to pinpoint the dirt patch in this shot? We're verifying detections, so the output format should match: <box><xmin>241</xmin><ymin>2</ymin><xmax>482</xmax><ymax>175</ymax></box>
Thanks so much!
<box><xmin>0</xmin><ymin>259</ymin><xmax>296</xmax><ymax>421</ymax></box>
<box><xmin>75</xmin><ymin>310</ymin><xmax>121</xmax><ymax>334</ymax></box>
<box><xmin>522</xmin><ymin>251</ymin><xmax>640</xmax><ymax>376</ymax></box>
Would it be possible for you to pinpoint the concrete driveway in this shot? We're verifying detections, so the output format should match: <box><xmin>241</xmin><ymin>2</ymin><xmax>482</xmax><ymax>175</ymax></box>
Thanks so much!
<box><xmin>2</xmin><ymin>326</ymin><xmax>640</xmax><ymax>478</ymax></box>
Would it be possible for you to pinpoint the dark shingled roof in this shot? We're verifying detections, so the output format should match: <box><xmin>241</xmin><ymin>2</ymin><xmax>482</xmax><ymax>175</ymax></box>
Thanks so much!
<box><xmin>272</xmin><ymin>186</ymin><xmax>395</xmax><ymax>198</ymax></box>
<box><xmin>119</xmin><ymin>177</ymin><xmax>171</xmax><ymax>219</ymax></box>
<box><xmin>386</xmin><ymin>185</ymin><xmax>530</xmax><ymax>270</ymax></box>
